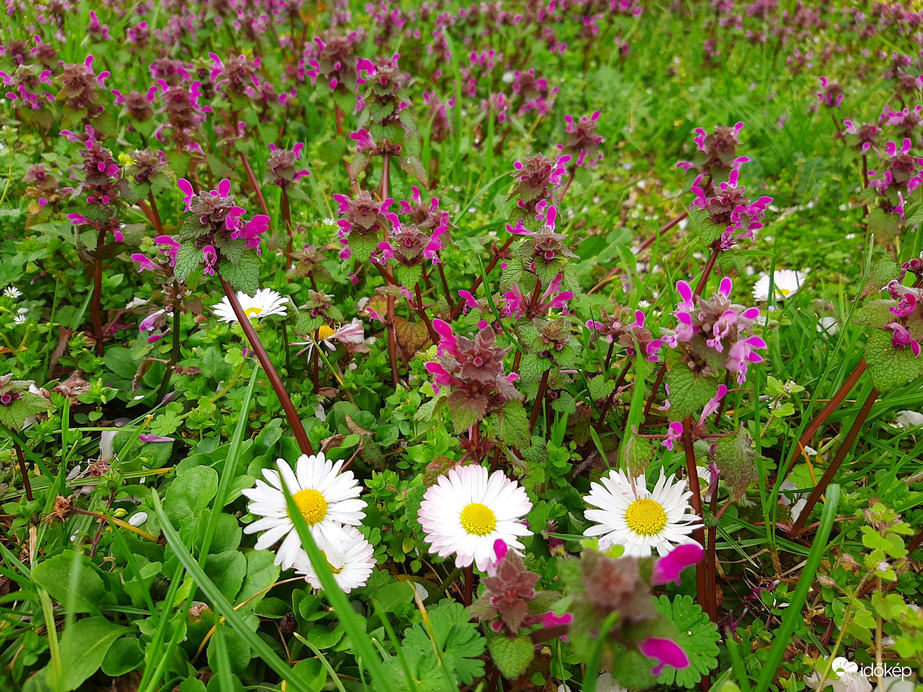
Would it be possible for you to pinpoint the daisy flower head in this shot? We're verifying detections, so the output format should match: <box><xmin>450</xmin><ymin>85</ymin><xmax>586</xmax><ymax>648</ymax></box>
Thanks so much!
<box><xmin>242</xmin><ymin>453</ymin><xmax>366</xmax><ymax>569</ymax></box>
<box><xmin>418</xmin><ymin>464</ymin><xmax>532</xmax><ymax>572</ymax></box>
<box><xmin>3</xmin><ymin>286</ymin><xmax>22</xmax><ymax>299</ymax></box>
<box><xmin>291</xmin><ymin>525</ymin><xmax>376</xmax><ymax>593</ymax></box>
<box><xmin>214</xmin><ymin>288</ymin><xmax>288</xmax><ymax>323</ymax></box>
<box><xmin>583</xmin><ymin>470</ymin><xmax>701</xmax><ymax>558</ymax></box>
<box><xmin>12</xmin><ymin>308</ymin><xmax>29</xmax><ymax>325</ymax></box>
<box><xmin>752</xmin><ymin>270</ymin><xmax>807</xmax><ymax>302</ymax></box>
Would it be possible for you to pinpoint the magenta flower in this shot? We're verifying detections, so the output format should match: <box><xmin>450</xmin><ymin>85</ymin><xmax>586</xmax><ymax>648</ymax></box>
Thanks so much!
<box><xmin>652</xmin><ymin>543</ymin><xmax>705</xmax><ymax>586</ymax></box>
<box><xmin>639</xmin><ymin>637</ymin><xmax>690</xmax><ymax>676</ymax></box>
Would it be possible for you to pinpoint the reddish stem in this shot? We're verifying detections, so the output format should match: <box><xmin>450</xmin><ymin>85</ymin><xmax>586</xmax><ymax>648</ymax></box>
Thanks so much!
<box><xmin>682</xmin><ymin>415</ymin><xmax>709</xmax><ymax>617</ymax></box>
<box><xmin>449</xmin><ymin>237</ymin><xmax>515</xmax><ymax>319</ymax></box>
<box><xmin>636</xmin><ymin>209</ymin><xmax>689</xmax><ymax>253</ymax></box>
<box><xmin>14</xmin><ymin>442</ymin><xmax>32</xmax><ymax>502</ymax></box>
<box><xmin>220</xmin><ymin>277</ymin><xmax>314</xmax><ymax>455</ymax></box>
<box><xmin>789</xmin><ymin>386</ymin><xmax>877</xmax><ymax>536</ymax></box>
<box><xmin>386</xmin><ymin>294</ymin><xmax>399</xmax><ymax>388</ymax></box>
<box><xmin>240</xmin><ymin>152</ymin><xmax>271</xmax><ymax>221</ymax></box>
<box><xmin>91</xmin><ymin>227</ymin><xmax>106</xmax><ymax>356</ymax></box>
<box><xmin>529</xmin><ymin>371</ymin><xmax>550</xmax><ymax>434</ymax></box>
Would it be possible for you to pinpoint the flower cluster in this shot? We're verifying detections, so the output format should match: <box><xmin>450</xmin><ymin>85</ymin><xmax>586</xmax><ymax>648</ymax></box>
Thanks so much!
<box><xmin>332</xmin><ymin>190</ymin><xmax>394</xmax><ymax>262</ymax></box>
<box><xmin>66</xmin><ymin>136</ymin><xmax>128</xmax><ymax>242</ymax></box>
<box><xmin>558</xmin><ymin>110</ymin><xmax>605</xmax><ymax>169</ymax></box>
<box><xmin>690</xmin><ymin>168</ymin><xmax>773</xmax><ymax>250</ymax></box>
<box><xmin>373</xmin><ymin>212</ymin><xmax>447</xmax><ymax>268</ymax></box>
<box><xmin>243</xmin><ymin>453</ymin><xmax>374</xmax><ymax>592</ymax></box>
<box><xmin>502</xmin><ymin>274</ymin><xmax>573</xmax><ymax>320</ymax></box>
<box><xmin>677</xmin><ymin>122</ymin><xmax>750</xmax><ymax>187</ymax></box>
<box><xmin>425</xmin><ymin>319</ymin><xmax>522</xmax><ymax>423</ymax></box>
<box><xmin>302</xmin><ymin>32</ymin><xmax>361</xmax><ymax>94</ymax></box>
<box><xmin>660</xmin><ymin>278</ymin><xmax>767</xmax><ymax>384</ymax></box>
<box><xmin>507</xmin><ymin>206</ymin><xmax>577</xmax><ymax>281</ymax></box>
<box><xmin>586</xmin><ymin>308</ymin><xmax>661</xmax><ymax>362</ymax></box>
<box><xmin>167</xmin><ymin>178</ymin><xmax>269</xmax><ymax>279</ymax></box>
<box><xmin>264</xmin><ymin>142</ymin><xmax>310</xmax><ymax>189</ymax></box>
<box><xmin>57</xmin><ymin>55</ymin><xmax>108</xmax><ymax>116</ymax></box>
<box><xmin>507</xmin><ymin>154</ymin><xmax>570</xmax><ymax>225</ymax></box>
<box><xmin>882</xmin><ymin>280</ymin><xmax>923</xmax><ymax>356</ymax></box>
<box><xmin>816</xmin><ymin>76</ymin><xmax>844</xmax><ymax>108</ymax></box>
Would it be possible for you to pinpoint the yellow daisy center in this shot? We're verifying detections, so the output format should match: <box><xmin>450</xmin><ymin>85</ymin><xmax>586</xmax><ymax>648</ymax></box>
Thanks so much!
<box><xmin>316</xmin><ymin>325</ymin><xmax>336</xmax><ymax>340</ymax></box>
<box><xmin>459</xmin><ymin>502</ymin><xmax>497</xmax><ymax>536</ymax></box>
<box><xmin>322</xmin><ymin>552</ymin><xmax>343</xmax><ymax>574</ymax></box>
<box><xmin>779</xmin><ymin>288</ymin><xmax>791</xmax><ymax>296</ymax></box>
<box><xmin>624</xmin><ymin>498</ymin><xmax>668</xmax><ymax>536</ymax></box>
<box><xmin>291</xmin><ymin>489</ymin><xmax>328</xmax><ymax>525</ymax></box>
<box><xmin>244</xmin><ymin>306</ymin><xmax>264</xmax><ymax>317</ymax></box>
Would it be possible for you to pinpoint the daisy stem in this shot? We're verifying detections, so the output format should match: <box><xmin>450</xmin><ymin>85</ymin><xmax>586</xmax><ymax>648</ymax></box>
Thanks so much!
<box><xmin>220</xmin><ymin>277</ymin><xmax>315</xmax><ymax>455</ymax></box>
<box><xmin>13</xmin><ymin>442</ymin><xmax>32</xmax><ymax>502</ymax></box>
<box><xmin>789</xmin><ymin>385</ymin><xmax>877</xmax><ymax>537</ymax></box>
<box><xmin>681</xmin><ymin>415</ymin><xmax>710</xmax><ymax>620</ymax></box>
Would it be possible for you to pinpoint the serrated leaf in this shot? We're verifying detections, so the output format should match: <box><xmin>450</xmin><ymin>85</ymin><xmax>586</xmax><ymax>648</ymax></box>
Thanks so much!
<box><xmin>865</xmin><ymin>329</ymin><xmax>923</xmax><ymax>393</ymax></box>
<box><xmin>174</xmin><ymin>243</ymin><xmax>201</xmax><ymax>283</ymax></box>
<box><xmin>348</xmin><ymin>233</ymin><xmax>379</xmax><ymax>263</ymax></box>
<box><xmin>653</xmin><ymin>595</ymin><xmax>719</xmax><ymax>688</ymax></box>
<box><xmin>588</xmin><ymin>374</ymin><xmax>616</xmax><ymax>401</ymax></box>
<box><xmin>853</xmin><ymin>300</ymin><xmax>898</xmax><ymax>328</ymax></box>
<box><xmin>488</xmin><ymin>636</ymin><xmax>533</xmax><ymax>680</ymax></box>
<box><xmin>621</xmin><ymin>429</ymin><xmax>654</xmax><ymax>476</ymax></box>
<box><xmin>499</xmin><ymin>401</ymin><xmax>531</xmax><ymax>449</ymax></box>
<box><xmin>446</xmin><ymin>390</ymin><xmax>487</xmax><ymax>432</ymax></box>
<box><xmin>664</xmin><ymin>365</ymin><xmax>719</xmax><ymax>421</ymax></box>
<box><xmin>219</xmin><ymin>254</ymin><xmax>260</xmax><ymax>295</ymax></box>
<box><xmin>711</xmin><ymin>428</ymin><xmax>758</xmax><ymax>499</ymax></box>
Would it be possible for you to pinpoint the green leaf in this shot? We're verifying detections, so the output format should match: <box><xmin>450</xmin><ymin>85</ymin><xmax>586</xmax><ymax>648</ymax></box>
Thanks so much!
<box><xmin>499</xmin><ymin>401</ymin><xmax>531</xmax><ymax>449</ymax></box>
<box><xmin>711</xmin><ymin>429</ymin><xmax>758</xmax><ymax>500</ymax></box>
<box><xmin>664</xmin><ymin>364</ymin><xmax>719</xmax><ymax>421</ymax></box>
<box><xmin>164</xmin><ymin>465</ymin><xmax>219</xmax><ymax>525</ymax></box>
<box><xmin>349</xmin><ymin>233</ymin><xmax>379</xmax><ymax>263</ymax></box>
<box><xmin>588</xmin><ymin>374</ymin><xmax>616</xmax><ymax>401</ymax></box>
<box><xmin>101</xmin><ymin>636</ymin><xmax>144</xmax><ymax>676</ymax></box>
<box><xmin>237</xmin><ymin>550</ymin><xmax>281</xmax><ymax>610</ymax></box>
<box><xmin>404</xmin><ymin>600</ymin><xmax>486</xmax><ymax>685</ymax></box>
<box><xmin>204</xmin><ymin>550</ymin><xmax>248</xmax><ymax>600</ymax></box>
<box><xmin>621</xmin><ymin>429</ymin><xmax>654</xmax><ymax>476</ymax></box>
<box><xmin>853</xmin><ymin>300</ymin><xmax>898</xmax><ymax>328</ymax></box>
<box><xmin>610</xmin><ymin>649</ymin><xmax>657</xmax><ymax>689</ymax></box>
<box><xmin>396</xmin><ymin>264</ymin><xmax>423</xmax><ymax>289</ymax></box>
<box><xmin>653</xmin><ymin>595</ymin><xmax>720</xmax><ymax>688</ymax></box>
<box><xmin>174</xmin><ymin>242</ymin><xmax>201</xmax><ymax>283</ymax></box>
<box><xmin>32</xmin><ymin>551</ymin><xmax>105</xmax><ymax>614</ymax></box>
<box><xmin>57</xmin><ymin>616</ymin><xmax>126</xmax><ymax>690</ymax></box>
<box><xmin>220</xmin><ymin>253</ymin><xmax>260</xmax><ymax>295</ymax></box>
<box><xmin>865</xmin><ymin>329</ymin><xmax>923</xmax><ymax>393</ymax></box>
<box><xmin>488</xmin><ymin>635</ymin><xmax>533</xmax><ymax>680</ymax></box>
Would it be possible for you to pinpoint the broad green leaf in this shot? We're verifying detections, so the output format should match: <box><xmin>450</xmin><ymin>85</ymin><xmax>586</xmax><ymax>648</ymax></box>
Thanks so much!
<box><xmin>32</xmin><ymin>551</ymin><xmax>104</xmax><ymax>614</ymax></box>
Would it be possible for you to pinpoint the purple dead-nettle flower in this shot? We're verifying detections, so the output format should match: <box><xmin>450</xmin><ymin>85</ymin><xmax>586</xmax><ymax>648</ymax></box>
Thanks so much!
<box><xmin>424</xmin><ymin>319</ymin><xmax>522</xmax><ymax>405</ymax></box>
<box><xmin>67</xmin><ymin>137</ymin><xmax>126</xmax><ymax>241</ymax></box>
<box><xmin>154</xmin><ymin>79</ymin><xmax>211</xmax><ymax>153</ymax></box>
<box><xmin>422</xmin><ymin>91</ymin><xmax>454</xmax><ymax>142</ymax></box>
<box><xmin>842</xmin><ymin>120</ymin><xmax>879</xmax><ymax>154</ymax></box>
<box><xmin>460</xmin><ymin>49</ymin><xmax>502</xmax><ymax>98</ymax></box>
<box><xmin>126</xmin><ymin>149</ymin><xmax>168</xmax><ymax>185</ymax></box>
<box><xmin>676</xmin><ymin>122</ymin><xmax>750</xmax><ymax>183</ymax></box>
<box><xmin>512</xmin><ymin>68</ymin><xmax>557</xmax><ymax>116</ymax></box>
<box><xmin>785</xmin><ymin>48</ymin><xmax>813</xmax><ymax>75</ymax></box>
<box><xmin>507</xmin><ymin>206</ymin><xmax>578</xmax><ymax>272</ymax></box>
<box><xmin>661</xmin><ymin>278</ymin><xmax>767</xmax><ymax>384</ymax></box>
<box><xmin>893</xmin><ymin>69</ymin><xmax>923</xmax><ymax>99</ymax></box>
<box><xmin>508</xmin><ymin>154</ymin><xmax>571</xmax><ymax>223</ymax></box>
<box><xmin>502</xmin><ymin>275</ymin><xmax>573</xmax><ymax>319</ymax></box>
<box><xmin>399</xmin><ymin>186</ymin><xmax>453</xmax><ymax>234</ymax></box>
<box><xmin>817</xmin><ymin>76</ymin><xmax>844</xmax><ymax>108</ymax></box>
<box><xmin>332</xmin><ymin>190</ymin><xmax>394</xmax><ymax>260</ymax></box>
<box><xmin>373</xmin><ymin>212</ymin><xmax>447</xmax><ymax>268</ymax></box>
<box><xmin>178</xmin><ymin>178</ymin><xmax>270</xmax><ymax>253</ymax></box>
<box><xmin>586</xmin><ymin>308</ymin><xmax>662</xmax><ymax>362</ymax></box>
<box><xmin>881</xmin><ymin>105</ymin><xmax>923</xmax><ymax>139</ymax></box>
<box><xmin>663</xmin><ymin>384</ymin><xmax>731</xmax><ymax>450</ymax></box>
<box><xmin>87</xmin><ymin>10</ymin><xmax>111</xmax><ymax>41</ymax></box>
<box><xmin>881</xmin><ymin>280</ymin><xmax>923</xmax><ymax>356</ymax></box>
<box><xmin>302</xmin><ymin>32</ymin><xmax>361</xmax><ymax>93</ymax></box>
<box><xmin>139</xmin><ymin>307</ymin><xmax>171</xmax><ymax>343</ymax></box>
<box><xmin>265</xmin><ymin>143</ymin><xmax>310</xmax><ymax>188</ymax></box>
<box><xmin>57</xmin><ymin>55</ymin><xmax>108</xmax><ymax>115</ymax></box>
<box><xmin>868</xmin><ymin>139</ymin><xmax>923</xmax><ymax>194</ymax></box>
<box><xmin>690</xmin><ymin>169</ymin><xmax>773</xmax><ymax>250</ymax></box>
<box><xmin>23</xmin><ymin>163</ymin><xmax>64</xmax><ymax>210</ymax></box>
<box><xmin>208</xmin><ymin>53</ymin><xmax>261</xmax><ymax>100</ymax></box>
<box><xmin>0</xmin><ymin>64</ymin><xmax>54</xmax><ymax>110</ymax></box>
<box><xmin>558</xmin><ymin>111</ymin><xmax>605</xmax><ymax>169</ymax></box>
<box><xmin>111</xmin><ymin>86</ymin><xmax>156</xmax><ymax>122</ymax></box>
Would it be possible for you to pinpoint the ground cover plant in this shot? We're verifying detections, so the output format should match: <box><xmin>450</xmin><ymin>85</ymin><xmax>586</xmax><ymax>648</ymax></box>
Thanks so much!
<box><xmin>2</xmin><ymin>0</ymin><xmax>923</xmax><ymax>690</ymax></box>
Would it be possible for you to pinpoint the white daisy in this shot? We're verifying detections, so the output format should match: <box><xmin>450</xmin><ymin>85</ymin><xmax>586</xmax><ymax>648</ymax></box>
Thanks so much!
<box><xmin>3</xmin><ymin>286</ymin><xmax>22</xmax><ymax>299</ymax></box>
<box><xmin>418</xmin><ymin>465</ymin><xmax>532</xmax><ymax>572</ymax></box>
<box><xmin>291</xmin><ymin>525</ymin><xmax>376</xmax><ymax>593</ymax></box>
<box><xmin>214</xmin><ymin>288</ymin><xmax>288</xmax><ymax>323</ymax></box>
<box><xmin>12</xmin><ymin>308</ymin><xmax>29</xmax><ymax>325</ymax></box>
<box><xmin>242</xmin><ymin>453</ymin><xmax>366</xmax><ymax>569</ymax></box>
<box><xmin>583</xmin><ymin>470</ymin><xmax>701</xmax><ymax>557</ymax></box>
<box><xmin>752</xmin><ymin>270</ymin><xmax>807</xmax><ymax>302</ymax></box>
